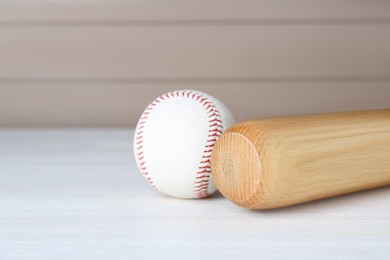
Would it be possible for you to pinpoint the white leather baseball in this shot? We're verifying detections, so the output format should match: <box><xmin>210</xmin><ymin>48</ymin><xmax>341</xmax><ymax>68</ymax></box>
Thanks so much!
<box><xmin>134</xmin><ymin>90</ymin><xmax>236</xmax><ymax>199</ymax></box>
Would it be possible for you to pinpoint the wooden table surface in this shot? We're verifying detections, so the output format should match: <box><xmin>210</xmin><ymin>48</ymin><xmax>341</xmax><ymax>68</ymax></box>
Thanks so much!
<box><xmin>0</xmin><ymin>129</ymin><xmax>389</xmax><ymax>259</ymax></box>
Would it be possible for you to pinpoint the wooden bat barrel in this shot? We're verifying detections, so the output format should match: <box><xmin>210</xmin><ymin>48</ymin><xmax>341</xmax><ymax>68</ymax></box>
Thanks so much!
<box><xmin>211</xmin><ymin>109</ymin><xmax>390</xmax><ymax>209</ymax></box>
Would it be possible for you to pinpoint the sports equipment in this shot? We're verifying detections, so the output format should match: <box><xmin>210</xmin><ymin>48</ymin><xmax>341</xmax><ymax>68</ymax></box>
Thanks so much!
<box><xmin>211</xmin><ymin>109</ymin><xmax>390</xmax><ymax>209</ymax></box>
<box><xmin>134</xmin><ymin>90</ymin><xmax>235</xmax><ymax>199</ymax></box>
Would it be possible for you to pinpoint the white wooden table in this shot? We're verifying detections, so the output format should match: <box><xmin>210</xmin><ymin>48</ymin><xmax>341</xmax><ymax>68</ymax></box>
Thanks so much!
<box><xmin>0</xmin><ymin>129</ymin><xmax>389</xmax><ymax>259</ymax></box>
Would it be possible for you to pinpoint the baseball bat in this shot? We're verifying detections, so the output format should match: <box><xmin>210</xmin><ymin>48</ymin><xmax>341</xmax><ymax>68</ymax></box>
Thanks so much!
<box><xmin>211</xmin><ymin>109</ymin><xmax>390</xmax><ymax>209</ymax></box>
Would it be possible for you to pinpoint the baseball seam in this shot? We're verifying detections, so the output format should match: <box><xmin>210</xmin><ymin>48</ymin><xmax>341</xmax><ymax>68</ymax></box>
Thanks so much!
<box><xmin>134</xmin><ymin>90</ymin><xmax>224</xmax><ymax>198</ymax></box>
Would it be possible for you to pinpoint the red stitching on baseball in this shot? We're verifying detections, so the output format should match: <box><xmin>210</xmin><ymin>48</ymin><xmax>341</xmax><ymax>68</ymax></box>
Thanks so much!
<box><xmin>196</xmin><ymin>180</ymin><xmax>210</xmax><ymax>184</ymax></box>
<box><xmin>209</xmin><ymin>129</ymin><xmax>223</xmax><ymax>133</ymax></box>
<box><xmin>195</xmin><ymin>182</ymin><xmax>210</xmax><ymax>187</ymax></box>
<box><xmin>134</xmin><ymin>90</ymin><xmax>225</xmax><ymax>197</ymax></box>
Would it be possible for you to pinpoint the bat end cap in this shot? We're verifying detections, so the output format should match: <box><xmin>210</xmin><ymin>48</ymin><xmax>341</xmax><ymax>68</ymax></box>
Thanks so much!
<box><xmin>211</xmin><ymin>132</ymin><xmax>262</xmax><ymax>208</ymax></box>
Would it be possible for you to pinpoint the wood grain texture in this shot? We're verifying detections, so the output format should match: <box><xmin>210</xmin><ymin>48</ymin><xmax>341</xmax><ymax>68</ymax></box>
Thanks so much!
<box><xmin>0</xmin><ymin>129</ymin><xmax>389</xmax><ymax>259</ymax></box>
<box><xmin>212</xmin><ymin>109</ymin><xmax>390</xmax><ymax>209</ymax></box>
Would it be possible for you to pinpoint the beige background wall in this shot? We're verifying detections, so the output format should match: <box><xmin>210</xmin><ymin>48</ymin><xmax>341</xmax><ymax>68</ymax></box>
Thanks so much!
<box><xmin>0</xmin><ymin>0</ymin><xmax>389</xmax><ymax>127</ymax></box>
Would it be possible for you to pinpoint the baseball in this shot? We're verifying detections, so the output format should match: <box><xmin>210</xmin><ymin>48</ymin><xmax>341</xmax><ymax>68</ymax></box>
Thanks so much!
<box><xmin>134</xmin><ymin>90</ymin><xmax>236</xmax><ymax>199</ymax></box>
